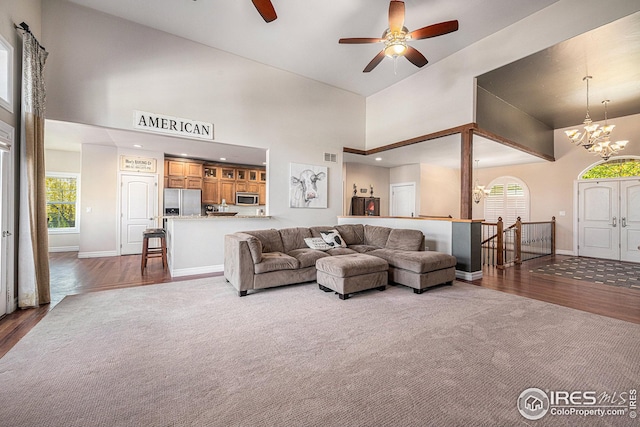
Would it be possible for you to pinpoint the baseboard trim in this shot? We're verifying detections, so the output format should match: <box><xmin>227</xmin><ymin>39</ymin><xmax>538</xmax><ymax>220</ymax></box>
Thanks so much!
<box><xmin>170</xmin><ymin>264</ymin><xmax>224</xmax><ymax>278</ymax></box>
<box><xmin>77</xmin><ymin>251</ymin><xmax>119</xmax><ymax>259</ymax></box>
<box><xmin>456</xmin><ymin>270</ymin><xmax>483</xmax><ymax>281</ymax></box>
<box><xmin>555</xmin><ymin>249</ymin><xmax>575</xmax><ymax>256</ymax></box>
<box><xmin>49</xmin><ymin>246</ymin><xmax>80</xmax><ymax>253</ymax></box>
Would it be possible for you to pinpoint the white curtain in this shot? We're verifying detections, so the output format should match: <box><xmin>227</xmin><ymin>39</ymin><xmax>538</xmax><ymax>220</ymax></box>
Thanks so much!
<box><xmin>17</xmin><ymin>24</ymin><xmax>50</xmax><ymax>308</ymax></box>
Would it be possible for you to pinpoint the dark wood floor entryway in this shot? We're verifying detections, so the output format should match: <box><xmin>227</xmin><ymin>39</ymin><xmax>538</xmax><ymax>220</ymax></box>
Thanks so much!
<box><xmin>0</xmin><ymin>252</ymin><xmax>638</xmax><ymax>358</ymax></box>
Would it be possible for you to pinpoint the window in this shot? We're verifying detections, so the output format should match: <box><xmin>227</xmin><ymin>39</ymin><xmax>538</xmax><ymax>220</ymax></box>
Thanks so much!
<box><xmin>580</xmin><ymin>157</ymin><xmax>640</xmax><ymax>179</ymax></box>
<box><xmin>0</xmin><ymin>33</ymin><xmax>13</xmax><ymax>113</ymax></box>
<box><xmin>46</xmin><ymin>173</ymin><xmax>80</xmax><ymax>233</ymax></box>
<box><xmin>484</xmin><ymin>176</ymin><xmax>530</xmax><ymax>225</ymax></box>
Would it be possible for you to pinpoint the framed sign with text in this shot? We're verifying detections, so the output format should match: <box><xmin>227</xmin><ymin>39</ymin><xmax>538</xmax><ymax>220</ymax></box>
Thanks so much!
<box><xmin>120</xmin><ymin>156</ymin><xmax>157</xmax><ymax>173</ymax></box>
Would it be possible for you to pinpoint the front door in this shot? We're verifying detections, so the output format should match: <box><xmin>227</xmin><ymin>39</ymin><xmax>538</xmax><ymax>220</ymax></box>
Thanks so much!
<box><xmin>578</xmin><ymin>179</ymin><xmax>640</xmax><ymax>262</ymax></box>
<box><xmin>578</xmin><ymin>181</ymin><xmax>619</xmax><ymax>260</ymax></box>
<box><xmin>120</xmin><ymin>174</ymin><xmax>157</xmax><ymax>255</ymax></box>
<box><xmin>620</xmin><ymin>180</ymin><xmax>640</xmax><ymax>263</ymax></box>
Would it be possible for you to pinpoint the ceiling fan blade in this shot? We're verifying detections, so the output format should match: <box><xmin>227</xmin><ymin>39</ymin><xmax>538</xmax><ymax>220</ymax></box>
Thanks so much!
<box><xmin>408</xmin><ymin>20</ymin><xmax>459</xmax><ymax>40</ymax></box>
<box><xmin>251</xmin><ymin>0</ymin><xmax>277</xmax><ymax>22</ymax></box>
<box><xmin>405</xmin><ymin>46</ymin><xmax>428</xmax><ymax>68</ymax></box>
<box><xmin>363</xmin><ymin>51</ymin><xmax>386</xmax><ymax>73</ymax></box>
<box><xmin>388</xmin><ymin>1</ymin><xmax>405</xmax><ymax>33</ymax></box>
<box><xmin>339</xmin><ymin>38</ymin><xmax>385</xmax><ymax>44</ymax></box>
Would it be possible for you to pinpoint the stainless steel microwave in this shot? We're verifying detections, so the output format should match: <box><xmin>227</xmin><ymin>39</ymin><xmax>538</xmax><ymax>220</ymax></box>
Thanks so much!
<box><xmin>236</xmin><ymin>192</ymin><xmax>259</xmax><ymax>206</ymax></box>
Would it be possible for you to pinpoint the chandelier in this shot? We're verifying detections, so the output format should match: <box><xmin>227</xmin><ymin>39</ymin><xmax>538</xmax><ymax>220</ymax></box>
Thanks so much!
<box><xmin>565</xmin><ymin>76</ymin><xmax>600</xmax><ymax>150</ymax></box>
<box><xmin>589</xmin><ymin>100</ymin><xmax>629</xmax><ymax>161</ymax></box>
<box><xmin>565</xmin><ymin>76</ymin><xmax>630</xmax><ymax>159</ymax></box>
<box><xmin>472</xmin><ymin>160</ymin><xmax>490</xmax><ymax>204</ymax></box>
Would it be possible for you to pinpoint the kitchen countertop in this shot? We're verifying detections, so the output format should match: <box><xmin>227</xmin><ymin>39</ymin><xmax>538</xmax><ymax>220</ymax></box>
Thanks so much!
<box><xmin>159</xmin><ymin>215</ymin><xmax>271</xmax><ymax>220</ymax></box>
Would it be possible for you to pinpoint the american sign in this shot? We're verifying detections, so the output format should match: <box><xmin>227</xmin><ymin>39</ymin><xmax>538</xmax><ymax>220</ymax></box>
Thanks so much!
<box><xmin>134</xmin><ymin>110</ymin><xmax>214</xmax><ymax>141</ymax></box>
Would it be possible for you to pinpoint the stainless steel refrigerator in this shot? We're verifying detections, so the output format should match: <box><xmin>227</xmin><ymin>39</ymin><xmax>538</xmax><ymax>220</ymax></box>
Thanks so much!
<box><xmin>164</xmin><ymin>189</ymin><xmax>202</xmax><ymax>216</ymax></box>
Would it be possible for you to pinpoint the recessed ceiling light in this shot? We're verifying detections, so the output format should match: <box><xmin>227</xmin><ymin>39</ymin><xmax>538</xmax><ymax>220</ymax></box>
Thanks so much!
<box><xmin>220</xmin><ymin>157</ymin><xmax>226</xmax><ymax>161</ymax></box>
<box><xmin>133</xmin><ymin>144</ymin><xmax>143</xmax><ymax>148</ymax></box>
<box><xmin>180</xmin><ymin>153</ymin><xmax>188</xmax><ymax>157</ymax></box>
<box><xmin>262</xmin><ymin>162</ymin><xmax>267</xmax><ymax>165</ymax></box>
<box><xmin>375</xmin><ymin>157</ymin><xmax>382</xmax><ymax>161</ymax></box>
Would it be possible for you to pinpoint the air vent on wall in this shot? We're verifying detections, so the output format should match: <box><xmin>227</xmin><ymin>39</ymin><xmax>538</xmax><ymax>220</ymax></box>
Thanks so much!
<box><xmin>324</xmin><ymin>153</ymin><xmax>337</xmax><ymax>162</ymax></box>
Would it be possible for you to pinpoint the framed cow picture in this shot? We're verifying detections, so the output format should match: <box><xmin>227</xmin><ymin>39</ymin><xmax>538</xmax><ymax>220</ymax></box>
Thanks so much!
<box><xmin>289</xmin><ymin>163</ymin><xmax>328</xmax><ymax>208</ymax></box>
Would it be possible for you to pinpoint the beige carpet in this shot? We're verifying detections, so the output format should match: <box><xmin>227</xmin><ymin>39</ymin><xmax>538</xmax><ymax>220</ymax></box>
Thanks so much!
<box><xmin>0</xmin><ymin>278</ymin><xmax>638</xmax><ymax>427</ymax></box>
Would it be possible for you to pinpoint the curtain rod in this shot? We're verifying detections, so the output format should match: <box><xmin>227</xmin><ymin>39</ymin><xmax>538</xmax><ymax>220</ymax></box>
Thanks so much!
<box><xmin>14</xmin><ymin>21</ymin><xmax>46</xmax><ymax>50</ymax></box>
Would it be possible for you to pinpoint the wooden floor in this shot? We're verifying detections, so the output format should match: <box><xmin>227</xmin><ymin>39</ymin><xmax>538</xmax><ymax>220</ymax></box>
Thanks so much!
<box><xmin>0</xmin><ymin>253</ymin><xmax>638</xmax><ymax>359</ymax></box>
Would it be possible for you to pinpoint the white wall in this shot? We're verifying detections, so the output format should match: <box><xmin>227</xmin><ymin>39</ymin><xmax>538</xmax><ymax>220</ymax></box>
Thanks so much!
<box><xmin>79</xmin><ymin>144</ymin><xmax>118</xmax><ymax>257</ymax></box>
<box><xmin>45</xmin><ymin>148</ymin><xmax>81</xmax><ymax>251</ymax></box>
<box><xmin>420</xmin><ymin>164</ymin><xmax>459</xmax><ymax>218</ymax></box>
<box><xmin>42</xmin><ymin>0</ymin><xmax>366</xmax><ymax>250</ymax></box>
<box><xmin>366</xmin><ymin>0</ymin><xmax>640</xmax><ymax>149</ymax></box>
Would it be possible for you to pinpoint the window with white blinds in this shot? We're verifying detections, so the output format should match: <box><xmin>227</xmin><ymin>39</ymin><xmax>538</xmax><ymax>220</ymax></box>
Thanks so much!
<box><xmin>483</xmin><ymin>176</ymin><xmax>530</xmax><ymax>226</ymax></box>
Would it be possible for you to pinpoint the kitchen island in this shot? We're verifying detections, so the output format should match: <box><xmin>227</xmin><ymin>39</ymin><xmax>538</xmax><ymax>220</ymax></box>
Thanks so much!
<box><xmin>164</xmin><ymin>215</ymin><xmax>273</xmax><ymax>277</ymax></box>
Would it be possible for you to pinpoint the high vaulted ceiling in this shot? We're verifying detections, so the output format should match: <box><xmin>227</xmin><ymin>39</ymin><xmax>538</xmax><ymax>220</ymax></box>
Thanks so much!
<box><xmin>66</xmin><ymin>0</ymin><xmax>558</xmax><ymax>97</ymax></box>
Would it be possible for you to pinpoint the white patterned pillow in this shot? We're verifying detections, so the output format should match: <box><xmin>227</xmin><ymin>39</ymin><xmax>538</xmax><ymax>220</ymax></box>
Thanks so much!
<box><xmin>320</xmin><ymin>229</ymin><xmax>347</xmax><ymax>248</ymax></box>
<box><xmin>304</xmin><ymin>237</ymin><xmax>332</xmax><ymax>251</ymax></box>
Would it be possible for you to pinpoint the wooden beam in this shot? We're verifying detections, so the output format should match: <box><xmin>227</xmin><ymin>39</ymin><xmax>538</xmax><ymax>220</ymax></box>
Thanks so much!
<box><xmin>472</xmin><ymin>126</ymin><xmax>556</xmax><ymax>162</ymax></box>
<box><xmin>460</xmin><ymin>128</ymin><xmax>473</xmax><ymax>219</ymax></box>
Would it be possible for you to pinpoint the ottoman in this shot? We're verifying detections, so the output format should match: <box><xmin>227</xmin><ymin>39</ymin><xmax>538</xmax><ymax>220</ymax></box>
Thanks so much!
<box><xmin>368</xmin><ymin>249</ymin><xmax>456</xmax><ymax>294</ymax></box>
<box><xmin>316</xmin><ymin>254</ymin><xmax>388</xmax><ymax>300</ymax></box>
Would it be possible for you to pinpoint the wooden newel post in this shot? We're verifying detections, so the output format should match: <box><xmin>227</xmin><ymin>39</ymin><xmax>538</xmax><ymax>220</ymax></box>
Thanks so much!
<box><xmin>515</xmin><ymin>216</ymin><xmax>522</xmax><ymax>265</ymax></box>
<box><xmin>496</xmin><ymin>217</ymin><xmax>504</xmax><ymax>269</ymax></box>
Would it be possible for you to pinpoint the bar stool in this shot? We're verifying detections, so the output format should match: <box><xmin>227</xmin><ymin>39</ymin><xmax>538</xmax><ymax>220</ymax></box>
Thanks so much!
<box><xmin>141</xmin><ymin>228</ymin><xmax>167</xmax><ymax>273</ymax></box>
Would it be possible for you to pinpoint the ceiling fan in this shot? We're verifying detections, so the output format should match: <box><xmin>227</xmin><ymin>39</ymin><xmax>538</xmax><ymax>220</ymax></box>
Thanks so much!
<box><xmin>252</xmin><ymin>0</ymin><xmax>277</xmax><ymax>22</ymax></box>
<box><xmin>339</xmin><ymin>1</ymin><xmax>459</xmax><ymax>72</ymax></box>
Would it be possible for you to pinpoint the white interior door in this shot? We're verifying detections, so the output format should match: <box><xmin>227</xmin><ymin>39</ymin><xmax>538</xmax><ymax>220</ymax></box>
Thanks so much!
<box><xmin>0</xmin><ymin>150</ymin><xmax>8</xmax><ymax>317</ymax></box>
<box><xmin>0</xmin><ymin>126</ymin><xmax>14</xmax><ymax>317</ymax></box>
<box><xmin>120</xmin><ymin>174</ymin><xmax>157</xmax><ymax>255</ymax></box>
<box><xmin>390</xmin><ymin>183</ymin><xmax>416</xmax><ymax>217</ymax></box>
<box><xmin>620</xmin><ymin>180</ymin><xmax>640</xmax><ymax>263</ymax></box>
<box><xmin>578</xmin><ymin>181</ymin><xmax>619</xmax><ymax>260</ymax></box>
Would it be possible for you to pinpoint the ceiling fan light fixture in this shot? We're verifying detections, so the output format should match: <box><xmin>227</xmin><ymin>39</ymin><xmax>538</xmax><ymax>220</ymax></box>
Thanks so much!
<box><xmin>384</xmin><ymin>40</ymin><xmax>407</xmax><ymax>58</ymax></box>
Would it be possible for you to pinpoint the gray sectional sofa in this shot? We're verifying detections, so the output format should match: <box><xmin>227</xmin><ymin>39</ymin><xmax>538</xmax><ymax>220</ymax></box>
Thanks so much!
<box><xmin>224</xmin><ymin>224</ymin><xmax>457</xmax><ymax>297</ymax></box>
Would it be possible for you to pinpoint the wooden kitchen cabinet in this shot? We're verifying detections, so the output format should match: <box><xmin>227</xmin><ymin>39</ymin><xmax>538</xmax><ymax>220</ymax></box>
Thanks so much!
<box><xmin>167</xmin><ymin>160</ymin><xmax>185</xmax><ymax>176</ymax></box>
<box><xmin>202</xmin><ymin>180</ymin><xmax>219</xmax><ymax>204</ymax></box>
<box><xmin>186</xmin><ymin>162</ymin><xmax>203</xmax><ymax>177</ymax></box>
<box><xmin>220</xmin><ymin>181</ymin><xmax>236</xmax><ymax>204</ymax></box>
<box><xmin>185</xmin><ymin>176</ymin><xmax>202</xmax><ymax>190</ymax></box>
<box><xmin>221</xmin><ymin>168</ymin><xmax>236</xmax><ymax>180</ymax></box>
<box><xmin>258</xmin><ymin>183</ymin><xmax>266</xmax><ymax>204</ymax></box>
<box><xmin>204</xmin><ymin>165</ymin><xmax>218</xmax><ymax>179</ymax></box>
<box><xmin>167</xmin><ymin>175</ymin><xmax>186</xmax><ymax>188</ymax></box>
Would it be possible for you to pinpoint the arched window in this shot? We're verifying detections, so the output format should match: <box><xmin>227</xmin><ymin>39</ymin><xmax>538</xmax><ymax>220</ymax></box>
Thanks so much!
<box><xmin>579</xmin><ymin>157</ymin><xmax>640</xmax><ymax>179</ymax></box>
<box><xmin>484</xmin><ymin>176</ymin><xmax>530</xmax><ymax>225</ymax></box>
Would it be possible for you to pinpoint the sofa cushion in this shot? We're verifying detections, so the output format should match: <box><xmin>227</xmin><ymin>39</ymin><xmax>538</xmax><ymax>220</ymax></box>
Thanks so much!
<box><xmin>234</xmin><ymin>232</ymin><xmax>263</xmax><ymax>264</ymax></box>
<box><xmin>385</xmin><ymin>229</ymin><xmax>424</xmax><ymax>251</ymax></box>
<box><xmin>334</xmin><ymin>224</ymin><xmax>364</xmax><ymax>245</ymax></box>
<box><xmin>310</xmin><ymin>225</ymin><xmax>336</xmax><ymax>238</ymax></box>
<box><xmin>244</xmin><ymin>229</ymin><xmax>284</xmax><ymax>253</ymax></box>
<box><xmin>326</xmin><ymin>247</ymin><xmax>358</xmax><ymax>256</ymax></box>
<box><xmin>320</xmin><ymin>229</ymin><xmax>347</xmax><ymax>248</ymax></box>
<box><xmin>288</xmin><ymin>248</ymin><xmax>330</xmax><ymax>268</ymax></box>
<box><xmin>364</xmin><ymin>225</ymin><xmax>391</xmax><ymax>247</ymax></box>
<box><xmin>254</xmin><ymin>252</ymin><xmax>300</xmax><ymax>274</ymax></box>
<box><xmin>279</xmin><ymin>227</ymin><xmax>312</xmax><ymax>253</ymax></box>
<box><xmin>349</xmin><ymin>244</ymin><xmax>382</xmax><ymax>253</ymax></box>
<box><xmin>369</xmin><ymin>249</ymin><xmax>456</xmax><ymax>274</ymax></box>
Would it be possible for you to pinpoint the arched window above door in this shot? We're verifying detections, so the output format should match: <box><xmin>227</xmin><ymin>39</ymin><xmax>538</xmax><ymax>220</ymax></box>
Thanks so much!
<box><xmin>483</xmin><ymin>176</ymin><xmax>530</xmax><ymax>225</ymax></box>
<box><xmin>580</xmin><ymin>157</ymin><xmax>640</xmax><ymax>180</ymax></box>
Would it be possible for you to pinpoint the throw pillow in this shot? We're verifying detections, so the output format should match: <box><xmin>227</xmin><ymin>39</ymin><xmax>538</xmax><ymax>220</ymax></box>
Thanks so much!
<box><xmin>320</xmin><ymin>229</ymin><xmax>347</xmax><ymax>248</ymax></box>
<box><xmin>304</xmin><ymin>237</ymin><xmax>332</xmax><ymax>251</ymax></box>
